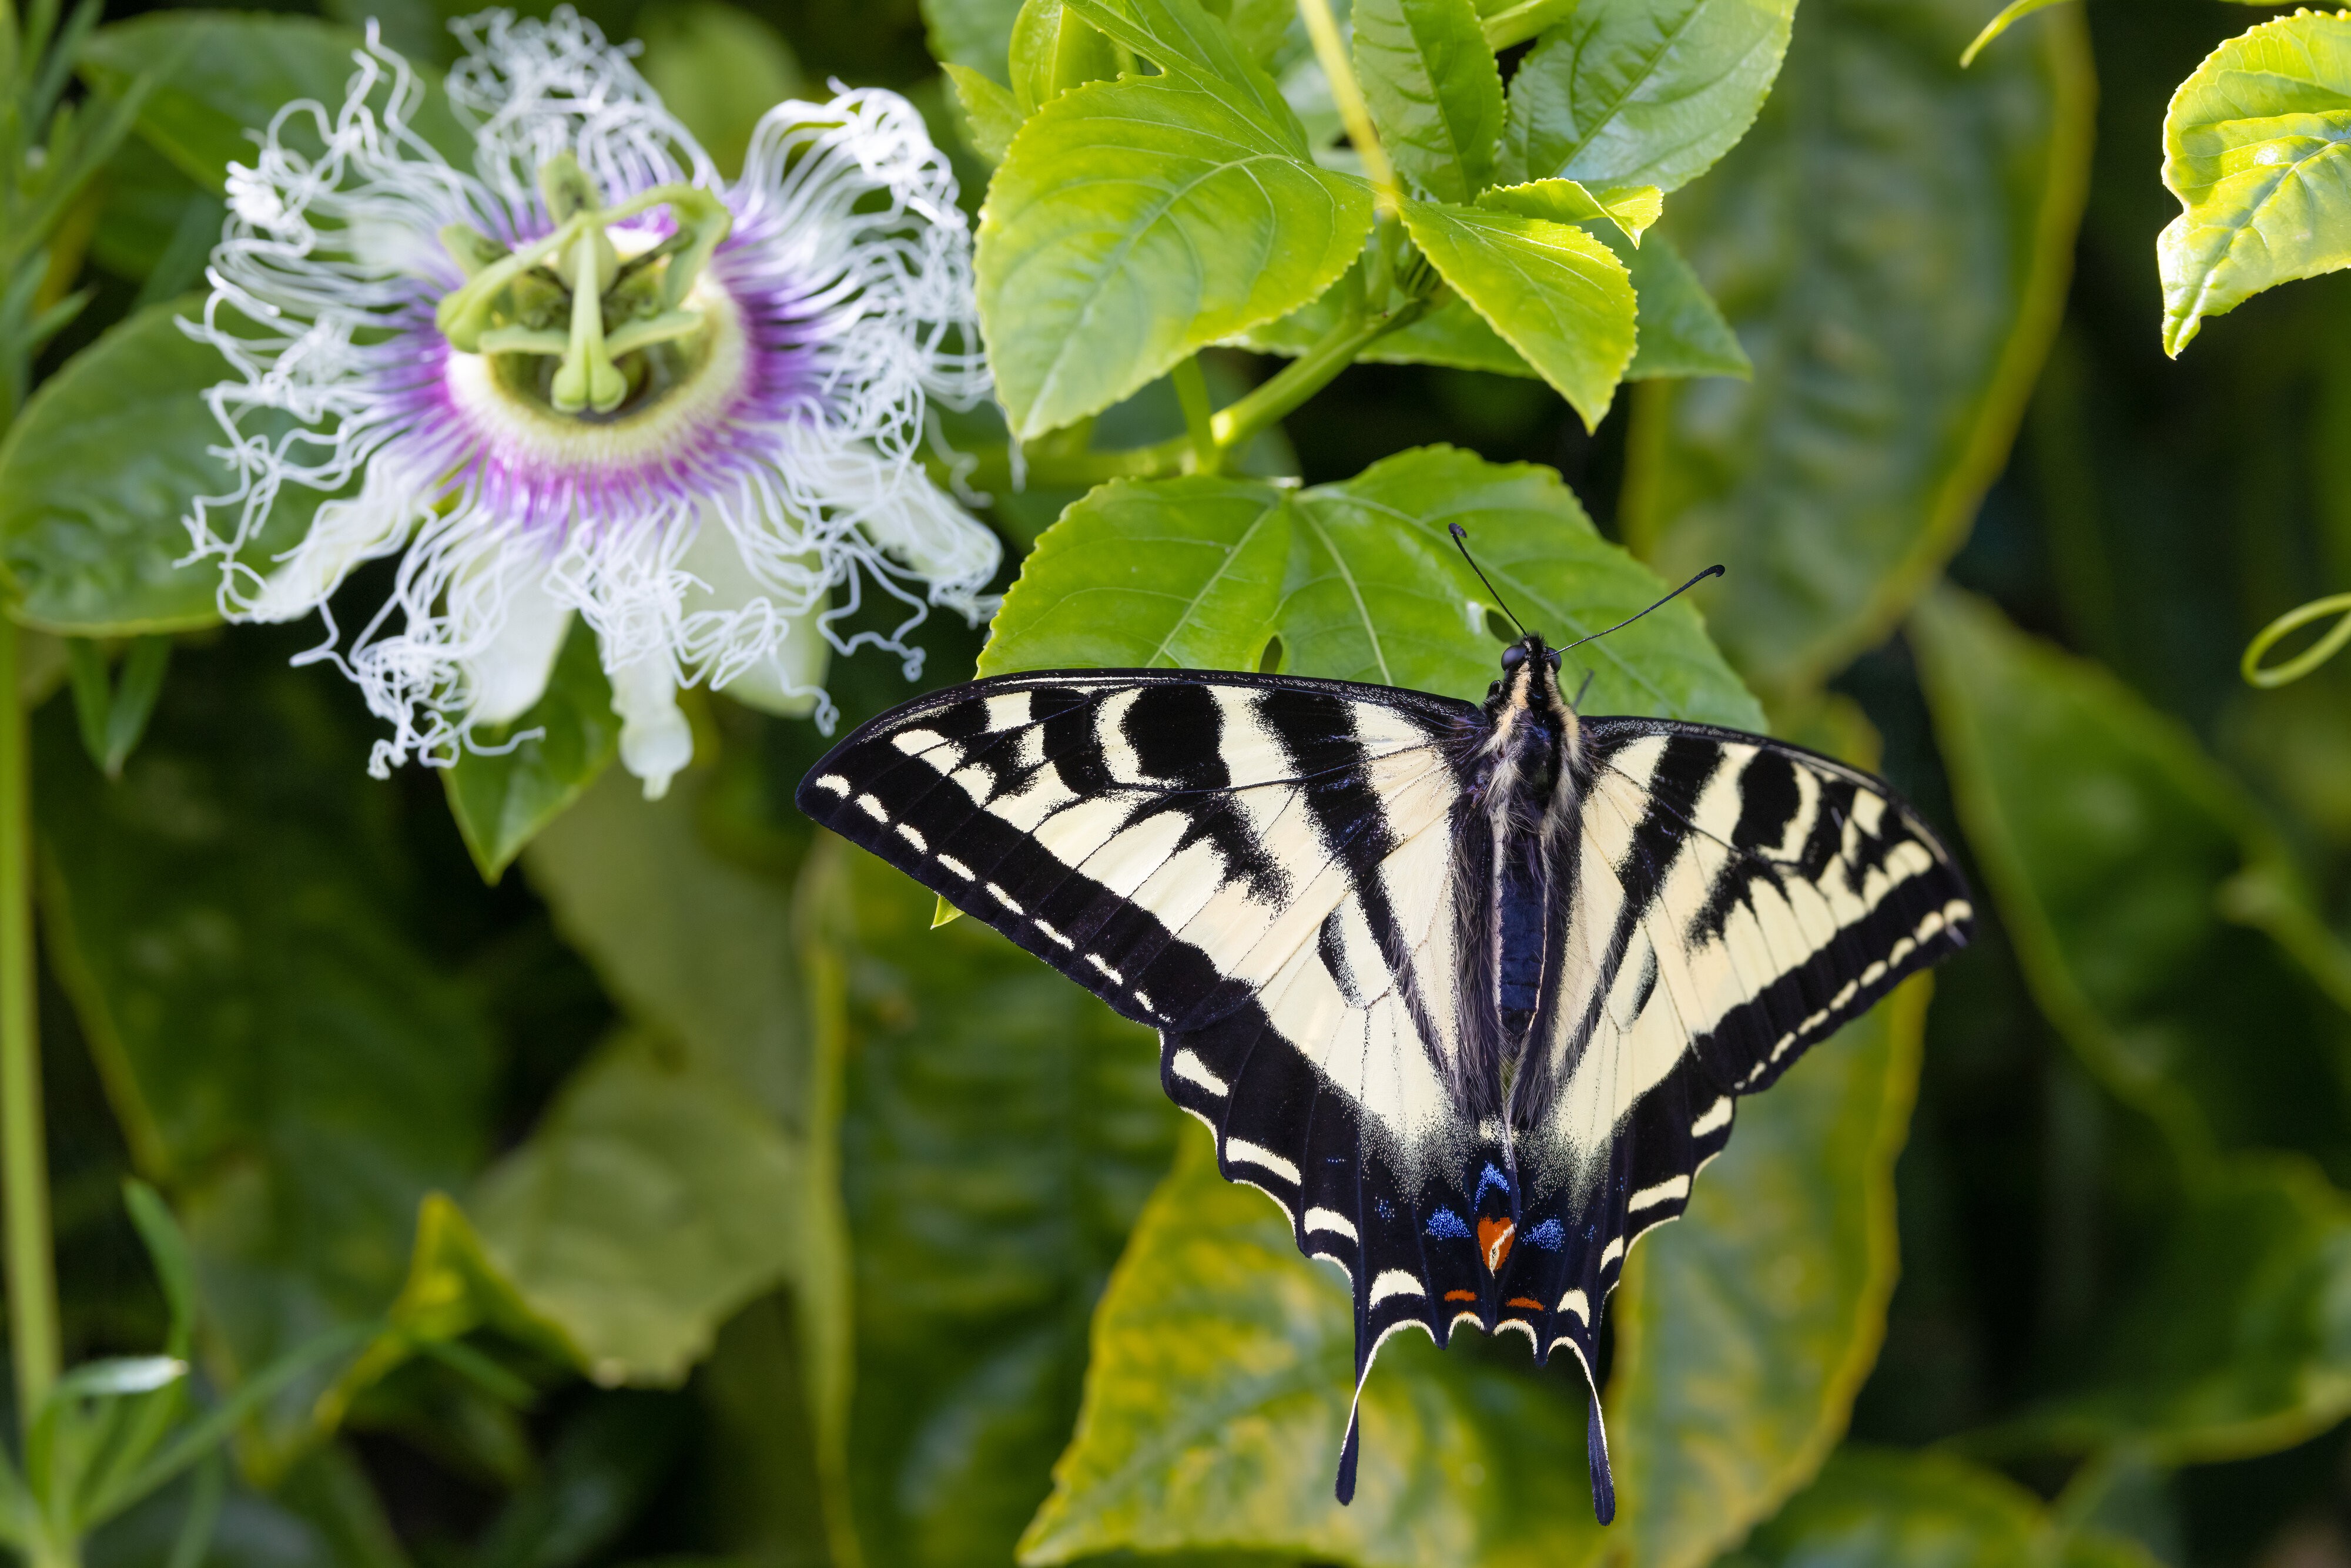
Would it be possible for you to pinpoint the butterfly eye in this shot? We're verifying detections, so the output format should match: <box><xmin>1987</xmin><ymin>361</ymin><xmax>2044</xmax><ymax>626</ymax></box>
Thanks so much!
<box><xmin>1501</xmin><ymin>645</ymin><xmax>1528</xmax><ymax>672</ymax></box>
<box><xmin>1548</xmin><ymin>651</ymin><xmax>1562</xmax><ymax>671</ymax></box>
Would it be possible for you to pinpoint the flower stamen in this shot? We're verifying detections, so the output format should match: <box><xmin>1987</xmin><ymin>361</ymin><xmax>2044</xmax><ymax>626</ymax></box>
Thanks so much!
<box><xmin>435</xmin><ymin>153</ymin><xmax>734</xmax><ymax>417</ymax></box>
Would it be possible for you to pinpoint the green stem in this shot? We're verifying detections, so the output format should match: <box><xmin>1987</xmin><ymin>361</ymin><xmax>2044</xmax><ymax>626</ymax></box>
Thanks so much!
<box><xmin>1209</xmin><ymin>293</ymin><xmax>1431</xmax><ymax>455</ymax></box>
<box><xmin>0</xmin><ymin>618</ymin><xmax>59</xmax><ymax>1437</ymax></box>
<box><xmin>1294</xmin><ymin>0</ymin><xmax>1398</xmax><ymax>206</ymax></box>
<box><xmin>1171</xmin><ymin>356</ymin><xmax>1219</xmax><ymax>476</ymax></box>
<box><xmin>934</xmin><ymin>296</ymin><xmax>1434</xmax><ymax>495</ymax></box>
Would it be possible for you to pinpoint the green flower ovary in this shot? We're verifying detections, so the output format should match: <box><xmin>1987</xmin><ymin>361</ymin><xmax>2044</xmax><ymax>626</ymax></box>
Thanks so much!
<box><xmin>434</xmin><ymin>153</ymin><xmax>734</xmax><ymax>416</ymax></box>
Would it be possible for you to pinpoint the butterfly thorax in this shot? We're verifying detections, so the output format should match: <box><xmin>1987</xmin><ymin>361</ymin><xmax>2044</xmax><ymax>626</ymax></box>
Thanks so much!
<box><xmin>1475</xmin><ymin>635</ymin><xmax>1585</xmax><ymax>1073</ymax></box>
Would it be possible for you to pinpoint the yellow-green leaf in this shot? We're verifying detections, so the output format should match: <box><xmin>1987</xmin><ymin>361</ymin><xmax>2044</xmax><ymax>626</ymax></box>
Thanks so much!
<box><xmin>2158</xmin><ymin>11</ymin><xmax>2351</xmax><ymax>356</ymax></box>
<box><xmin>1398</xmin><ymin>198</ymin><xmax>1637</xmax><ymax>428</ymax></box>
<box><xmin>977</xmin><ymin>76</ymin><xmax>1373</xmax><ymax>437</ymax></box>
<box><xmin>1478</xmin><ymin>177</ymin><xmax>1664</xmax><ymax>244</ymax></box>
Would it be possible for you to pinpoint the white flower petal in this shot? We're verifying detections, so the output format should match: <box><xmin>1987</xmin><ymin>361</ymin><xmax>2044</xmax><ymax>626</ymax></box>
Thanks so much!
<box><xmin>678</xmin><ymin>511</ymin><xmax>828</xmax><ymax>717</ymax></box>
<box><xmin>462</xmin><ymin>560</ymin><xmax>572</xmax><ymax>725</ymax></box>
<box><xmin>609</xmin><ymin>653</ymin><xmax>692</xmax><ymax>799</ymax></box>
<box><xmin>243</xmin><ymin>461</ymin><xmax>430</xmax><ymax>623</ymax></box>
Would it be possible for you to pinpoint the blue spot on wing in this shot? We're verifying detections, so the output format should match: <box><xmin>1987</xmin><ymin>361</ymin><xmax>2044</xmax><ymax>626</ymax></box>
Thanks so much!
<box><xmin>1474</xmin><ymin>1162</ymin><xmax>1512</xmax><ymax>1204</ymax></box>
<box><xmin>1525</xmin><ymin>1218</ymin><xmax>1566</xmax><ymax>1251</ymax></box>
<box><xmin>1426</xmin><ymin>1208</ymin><xmax>1471</xmax><ymax>1240</ymax></box>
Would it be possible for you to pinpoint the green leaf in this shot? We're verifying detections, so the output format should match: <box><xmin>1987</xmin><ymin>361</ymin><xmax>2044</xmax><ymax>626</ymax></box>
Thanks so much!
<box><xmin>1399</xmin><ymin>199</ymin><xmax>1637</xmax><ymax>428</ymax></box>
<box><xmin>523</xmin><ymin>765</ymin><xmax>848</xmax><ymax>1538</ymax></box>
<box><xmin>319</xmin><ymin>1194</ymin><xmax>584</xmax><ymax>1423</ymax></box>
<box><xmin>78</xmin><ymin>13</ymin><xmax>465</xmax><ymax>192</ymax></box>
<box><xmin>34</xmin><ymin>637</ymin><xmax>500</xmax><ymax>1471</ymax></box>
<box><xmin>638</xmin><ymin>1</ymin><xmax>803</xmax><ymax>179</ymax></box>
<box><xmin>1620</xmin><ymin>0</ymin><xmax>2094</xmax><ymax>696</ymax></box>
<box><xmin>921</xmin><ymin>0</ymin><xmax>1027</xmax><ymax>79</ymax></box>
<box><xmin>468</xmin><ymin>1033</ymin><xmax>802</xmax><ymax>1386</ymax></box>
<box><xmin>801</xmin><ymin>839</ymin><xmax>1181</xmax><ymax>1566</ymax></box>
<box><xmin>0</xmin><ymin>298</ymin><xmax>312</xmax><ymax>636</ymax></box>
<box><xmin>1231</xmin><ymin>229</ymin><xmax>1747</xmax><ymax>382</ymax></box>
<box><xmin>1609</xmin><ymin>983</ymin><xmax>1925</xmax><ymax>1568</ymax></box>
<box><xmin>978</xmin><ymin>476</ymin><xmax>1291</xmax><ymax>676</ymax></box>
<box><xmin>2158</xmin><ymin>12</ymin><xmax>2351</xmax><ymax>357</ymax></box>
<box><xmin>125</xmin><ymin>1181</ymin><xmax>199</xmax><ymax>1355</ymax></box>
<box><xmin>1018</xmin><ymin>1120</ymin><xmax>1606</xmax><ymax>1566</ymax></box>
<box><xmin>1912</xmin><ymin>589</ymin><xmax>2351</xmax><ymax>1174</ymax></box>
<box><xmin>1479</xmin><ymin>0</ymin><xmax>1578</xmax><ymax>52</ymax></box>
<box><xmin>1960</xmin><ymin>0</ymin><xmax>2077</xmax><ymax>68</ymax></box>
<box><xmin>88</xmin><ymin>134</ymin><xmax>219</xmax><ymax>285</ymax></box>
<box><xmin>1352</xmin><ymin>0</ymin><xmax>1505</xmax><ymax>205</ymax></box>
<box><xmin>1282</xmin><ymin>446</ymin><xmax>1763</xmax><ymax>726</ymax></box>
<box><xmin>1971</xmin><ymin>1155</ymin><xmax>2351</xmax><ymax>1465</ymax></box>
<box><xmin>981</xmin><ymin>448</ymin><xmax>1761</xmax><ymax>727</ymax></box>
<box><xmin>1066</xmin><ymin>0</ymin><xmax>1302</xmax><ymax>132</ymax></box>
<box><xmin>523</xmin><ymin>765</ymin><xmax>808</xmax><ymax>1128</ymax></box>
<box><xmin>1225</xmin><ymin>272</ymin><xmax>1538</xmax><ymax>374</ymax></box>
<box><xmin>944</xmin><ymin>62</ymin><xmax>1025</xmax><ymax>163</ymax></box>
<box><xmin>977</xmin><ymin>76</ymin><xmax>1372</xmax><ymax>438</ymax></box>
<box><xmin>66</xmin><ymin>635</ymin><xmax>172</xmax><ymax>779</ymax></box>
<box><xmin>1010</xmin><ymin>0</ymin><xmax>1121</xmax><ymax>115</ymax></box>
<box><xmin>1478</xmin><ymin>177</ymin><xmax>1663</xmax><ymax>244</ymax></box>
<box><xmin>1498</xmin><ymin>0</ymin><xmax>1799</xmax><ymax>195</ymax></box>
<box><xmin>443</xmin><ymin>619</ymin><xmax>621</xmax><ymax>884</ymax></box>
<box><xmin>1615</xmin><ymin>225</ymin><xmax>1749</xmax><ymax>379</ymax></box>
<box><xmin>1744</xmin><ymin>1448</ymin><xmax>2136</xmax><ymax>1565</ymax></box>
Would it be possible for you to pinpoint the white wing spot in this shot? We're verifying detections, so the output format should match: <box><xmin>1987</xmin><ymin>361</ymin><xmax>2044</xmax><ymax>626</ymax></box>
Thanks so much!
<box><xmin>1558</xmin><ymin>1288</ymin><xmax>1590</xmax><ymax>1323</ymax></box>
<box><xmin>1170</xmin><ymin>1048</ymin><xmax>1228</xmax><ymax>1097</ymax></box>
<box><xmin>895</xmin><ymin>824</ymin><xmax>927</xmax><ymax>852</ymax></box>
<box><xmin>890</xmin><ymin>728</ymin><xmax>946</xmax><ymax>756</ymax></box>
<box><xmin>856</xmin><ymin>794</ymin><xmax>888</xmax><ymax>822</ymax></box>
<box><xmin>1629</xmin><ymin>1175</ymin><xmax>1691</xmax><ymax>1213</ymax></box>
<box><xmin>1087</xmin><ymin>953</ymin><xmax>1124</xmax><ymax>983</ymax></box>
<box><xmin>1691</xmin><ymin>1097</ymin><xmax>1733</xmax><ymax>1137</ymax></box>
<box><xmin>986</xmin><ymin>883</ymin><xmax>1024</xmax><ymax>914</ymax></box>
<box><xmin>1369</xmin><ymin>1269</ymin><xmax>1425</xmax><ymax>1306</ymax></box>
<box><xmin>1225</xmin><ymin>1140</ymin><xmax>1301</xmax><ymax>1184</ymax></box>
<box><xmin>1600</xmin><ymin>1237</ymin><xmax>1625</xmax><ymax>1272</ymax></box>
<box><xmin>936</xmin><ymin>855</ymin><xmax>973</xmax><ymax>880</ymax></box>
<box><xmin>813</xmin><ymin>774</ymin><xmax>850</xmax><ymax>796</ymax></box>
<box><xmin>1305</xmin><ymin>1207</ymin><xmax>1359</xmax><ymax>1242</ymax></box>
<box><xmin>1034</xmin><ymin>919</ymin><xmax>1076</xmax><ymax>950</ymax></box>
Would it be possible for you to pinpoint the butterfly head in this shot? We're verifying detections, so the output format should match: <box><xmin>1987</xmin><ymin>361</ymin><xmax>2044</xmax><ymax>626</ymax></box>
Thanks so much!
<box><xmin>1491</xmin><ymin>634</ymin><xmax>1568</xmax><ymax>709</ymax></box>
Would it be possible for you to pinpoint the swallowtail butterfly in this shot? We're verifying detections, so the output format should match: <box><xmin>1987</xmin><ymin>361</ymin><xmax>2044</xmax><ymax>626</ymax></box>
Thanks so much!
<box><xmin>795</xmin><ymin>555</ymin><xmax>1971</xmax><ymax>1523</ymax></box>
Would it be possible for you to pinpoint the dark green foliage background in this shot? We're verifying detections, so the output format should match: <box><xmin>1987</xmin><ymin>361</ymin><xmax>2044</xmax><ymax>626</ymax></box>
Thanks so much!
<box><xmin>8</xmin><ymin>0</ymin><xmax>2351</xmax><ymax>1563</ymax></box>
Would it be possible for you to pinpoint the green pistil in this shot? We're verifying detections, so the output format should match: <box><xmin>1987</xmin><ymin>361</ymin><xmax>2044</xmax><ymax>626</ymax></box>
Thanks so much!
<box><xmin>436</xmin><ymin>154</ymin><xmax>734</xmax><ymax>417</ymax></box>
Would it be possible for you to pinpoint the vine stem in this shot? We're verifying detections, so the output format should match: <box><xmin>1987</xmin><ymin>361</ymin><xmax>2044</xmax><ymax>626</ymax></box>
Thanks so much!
<box><xmin>0</xmin><ymin>617</ymin><xmax>59</xmax><ymax>1436</ymax></box>
<box><xmin>1293</xmin><ymin>0</ymin><xmax>1399</xmax><ymax>207</ymax></box>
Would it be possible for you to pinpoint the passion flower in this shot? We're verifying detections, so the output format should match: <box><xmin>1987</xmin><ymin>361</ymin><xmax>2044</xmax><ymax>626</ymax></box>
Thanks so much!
<box><xmin>186</xmin><ymin>6</ymin><xmax>999</xmax><ymax>796</ymax></box>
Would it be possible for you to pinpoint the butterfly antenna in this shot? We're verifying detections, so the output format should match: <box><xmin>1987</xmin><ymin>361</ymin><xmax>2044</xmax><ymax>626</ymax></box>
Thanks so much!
<box><xmin>1448</xmin><ymin>523</ymin><xmax>1526</xmax><ymax>637</ymax></box>
<box><xmin>1557</xmin><ymin>565</ymin><xmax>1726</xmax><ymax>655</ymax></box>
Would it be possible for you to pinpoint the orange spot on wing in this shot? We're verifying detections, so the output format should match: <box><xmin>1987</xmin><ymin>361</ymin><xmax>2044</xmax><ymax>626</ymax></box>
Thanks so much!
<box><xmin>1443</xmin><ymin>1289</ymin><xmax>1479</xmax><ymax>1303</ymax></box>
<box><xmin>1478</xmin><ymin>1216</ymin><xmax>1516</xmax><ymax>1273</ymax></box>
<box><xmin>1505</xmin><ymin>1297</ymin><xmax>1544</xmax><ymax>1312</ymax></box>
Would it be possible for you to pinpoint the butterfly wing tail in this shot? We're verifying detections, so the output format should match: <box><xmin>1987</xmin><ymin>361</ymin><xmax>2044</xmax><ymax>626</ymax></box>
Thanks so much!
<box><xmin>1586</xmin><ymin>1392</ymin><xmax>1616</xmax><ymax>1525</ymax></box>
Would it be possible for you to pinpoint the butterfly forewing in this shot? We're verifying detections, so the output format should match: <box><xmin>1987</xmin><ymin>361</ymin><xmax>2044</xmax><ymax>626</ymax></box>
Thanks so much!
<box><xmin>797</xmin><ymin>672</ymin><xmax>1972</xmax><ymax>1524</ymax></box>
